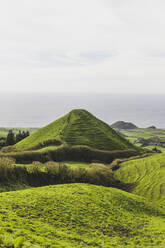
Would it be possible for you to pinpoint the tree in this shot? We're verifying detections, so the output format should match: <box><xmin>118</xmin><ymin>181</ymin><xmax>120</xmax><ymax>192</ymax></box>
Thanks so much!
<box><xmin>6</xmin><ymin>130</ymin><xmax>15</xmax><ymax>146</ymax></box>
<box><xmin>16</xmin><ymin>130</ymin><xmax>22</xmax><ymax>143</ymax></box>
<box><xmin>25</xmin><ymin>131</ymin><xmax>30</xmax><ymax>137</ymax></box>
<box><xmin>15</xmin><ymin>130</ymin><xmax>30</xmax><ymax>143</ymax></box>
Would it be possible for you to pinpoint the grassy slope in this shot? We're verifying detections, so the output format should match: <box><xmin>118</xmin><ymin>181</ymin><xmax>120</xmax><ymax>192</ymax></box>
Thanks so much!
<box><xmin>15</xmin><ymin>109</ymin><xmax>135</xmax><ymax>151</ymax></box>
<box><xmin>114</xmin><ymin>150</ymin><xmax>165</xmax><ymax>206</ymax></box>
<box><xmin>0</xmin><ymin>183</ymin><xmax>165</xmax><ymax>248</ymax></box>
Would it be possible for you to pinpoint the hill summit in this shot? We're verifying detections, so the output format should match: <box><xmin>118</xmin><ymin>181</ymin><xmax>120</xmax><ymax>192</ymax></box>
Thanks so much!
<box><xmin>111</xmin><ymin>121</ymin><xmax>138</xmax><ymax>130</ymax></box>
<box><xmin>16</xmin><ymin>109</ymin><xmax>135</xmax><ymax>151</ymax></box>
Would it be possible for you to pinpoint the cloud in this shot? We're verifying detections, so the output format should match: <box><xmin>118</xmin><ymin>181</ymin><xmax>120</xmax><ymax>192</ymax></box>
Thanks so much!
<box><xmin>25</xmin><ymin>50</ymin><xmax>117</xmax><ymax>67</ymax></box>
<box><xmin>0</xmin><ymin>0</ymin><xmax>165</xmax><ymax>93</ymax></box>
<box><xmin>145</xmin><ymin>49</ymin><xmax>165</xmax><ymax>59</ymax></box>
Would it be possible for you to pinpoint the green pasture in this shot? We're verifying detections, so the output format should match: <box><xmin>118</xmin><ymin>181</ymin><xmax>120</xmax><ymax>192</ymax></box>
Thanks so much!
<box><xmin>0</xmin><ymin>183</ymin><xmax>165</xmax><ymax>248</ymax></box>
<box><xmin>115</xmin><ymin>151</ymin><xmax>165</xmax><ymax>206</ymax></box>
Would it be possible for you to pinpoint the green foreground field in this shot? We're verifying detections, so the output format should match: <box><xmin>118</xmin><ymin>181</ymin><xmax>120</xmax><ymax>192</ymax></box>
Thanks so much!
<box><xmin>1</xmin><ymin>183</ymin><xmax>165</xmax><ymax>248</ymax></box>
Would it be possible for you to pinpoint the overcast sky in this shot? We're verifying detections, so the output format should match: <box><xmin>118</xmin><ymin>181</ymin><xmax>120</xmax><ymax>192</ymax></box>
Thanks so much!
<box><xmin>1</xmin><ymin>0</ymin><xmax>165</xmax><ymax>94</ymax></box>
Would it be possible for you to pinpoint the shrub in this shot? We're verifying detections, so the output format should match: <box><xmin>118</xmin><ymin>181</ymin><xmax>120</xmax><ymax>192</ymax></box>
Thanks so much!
<box><xmin>0</xmin><ymin>157</ymin><xmax>16</xmax><ymax>182</ymax></box>
<box><xmin>1</xmin><ymin>146</ymin><xmax>18</xmax><ymax>153</ymax></box>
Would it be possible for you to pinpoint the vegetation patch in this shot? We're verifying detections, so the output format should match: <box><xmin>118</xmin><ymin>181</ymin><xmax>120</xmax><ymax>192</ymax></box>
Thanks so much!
<box><xmin>0</xmin><ymin>157</ymin><xmax>122</xmax><ymax>191</ymax></box>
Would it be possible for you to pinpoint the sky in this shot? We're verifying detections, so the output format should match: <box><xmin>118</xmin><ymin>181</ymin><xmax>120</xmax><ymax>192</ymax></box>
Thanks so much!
<box><xmin>1</xmin><ymin>0</ymin><xmax>165</xmax><ymax>94</ymax></box>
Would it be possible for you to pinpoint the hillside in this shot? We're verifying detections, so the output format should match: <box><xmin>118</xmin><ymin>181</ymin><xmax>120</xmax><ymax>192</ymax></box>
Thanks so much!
<box><xmin>15</xmin><ymin>109</ymin><xmax>135</xmax><ymax>151</ymax></box>
<box><xmin>111</xmin><ymin>121</ymin><xmax>137</xmax><ymax>130</ymax></box>
<box><xmin>114</xmin><ymin>151</ymin><xmax>165</xmax><ymax>206</ymax></box>
<box><xmin>0</xmin><ymin>183</ymin><xmax>165</xmax><ymax>248</ymax></box>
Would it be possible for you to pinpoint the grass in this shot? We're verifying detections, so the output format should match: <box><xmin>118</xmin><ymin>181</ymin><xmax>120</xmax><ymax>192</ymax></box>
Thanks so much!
<box><xmin>63</xmin><ymin>161</ymin><xmax>90</xmax><ymax>168</ymax></box>
<box><xmin>36</xmin><ymin>145</ymin><xmax>62</xmax><ymax>152</ymax></box>
<box><xmin>114</xmin><ymin>149</ymin><xmax>165</xmax><ymax>206</ymax></box>
<box><xmin>15</xmin><ymin>109</ymin><xmax>135</xmax><ymax>151</ymax></box>
<box><xmin>0</xmin><ymin>183</ymin><xmax>165</xmax><ymax>247</ymax></box>
<box><xmin>145</xmin><ymin>145</ymin><xmax>165</xmax><ymax>152</ymax></box>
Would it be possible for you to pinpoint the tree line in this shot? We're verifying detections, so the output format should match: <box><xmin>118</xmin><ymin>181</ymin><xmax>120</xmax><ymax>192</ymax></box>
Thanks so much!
<box><xmin>0</xmin><ymin>130</ymin><xmax>30</xmax><ymax>148</ymax></box>
<box><xmin>6</xmin><ymin>130</ymin><xmax>30</xmax><ymax>145</ymax></box>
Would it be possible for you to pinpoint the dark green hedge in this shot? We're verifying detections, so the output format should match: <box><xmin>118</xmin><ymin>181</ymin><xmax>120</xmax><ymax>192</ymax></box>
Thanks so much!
<box><xmin>5</xmin><ymin>145</ymin><xmax>142</xmax><ymax>164</ymax></box>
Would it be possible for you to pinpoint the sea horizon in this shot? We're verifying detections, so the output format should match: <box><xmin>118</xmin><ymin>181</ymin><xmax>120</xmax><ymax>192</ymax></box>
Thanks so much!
<box><xmin>1</xmin><ymin>92</ymin><xmax>165</xmax><ymax>128</ymax></box>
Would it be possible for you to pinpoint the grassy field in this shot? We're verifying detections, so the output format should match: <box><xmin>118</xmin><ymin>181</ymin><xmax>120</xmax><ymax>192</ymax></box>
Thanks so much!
<box><xmin>15</xmin><ymin>109</ymin><xmax>135</xmax><ymax>151</ymax></box>
<box><xmin>119</xmin><ymin>128</ymin><xmax>165</xmax><ymax>143</ymax></box>
<box><xmin>114</xmin><ymin>150</ymin><xmax>165</xmax><ymax>206</ymax></box>
<box><xmin>0</xmin><ymin>183</ymin><xmax>165</xmax><ymax>248</ymax></box>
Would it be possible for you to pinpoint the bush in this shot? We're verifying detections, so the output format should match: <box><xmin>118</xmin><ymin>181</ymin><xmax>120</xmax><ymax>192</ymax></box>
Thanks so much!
<box><xmin>0</xmin><ymin>157</ymin><xmax>16</xmax><ymax>183</ymax></box>
<box><xmin>1</xmin><ymin>146</ymin><xmax>18</xmax><ymax>153</ymax></box>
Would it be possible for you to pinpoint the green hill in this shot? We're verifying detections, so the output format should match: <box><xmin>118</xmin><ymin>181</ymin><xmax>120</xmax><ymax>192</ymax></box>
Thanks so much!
<box><xmin>114</xmin><ymin>151</ymin><xmax>165</xmax><ymax>206</ymax></box>
<box><xmin>0</xmin><ymin>183</ymin><xmax>165</xmax><ymax>248</ymax></box>
<box><xmin>15</xmin><ymin>109</ymin><xmax>135</xmax><ymax>151</ymax></box>
<box><xmin>111</xmin><ymin>121</ymin><xmax>138</xmax><ymax>130</ymax></box>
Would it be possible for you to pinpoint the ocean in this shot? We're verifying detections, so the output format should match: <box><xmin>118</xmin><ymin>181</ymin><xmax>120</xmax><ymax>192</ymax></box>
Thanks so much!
<box><xmin>1</xmin><ymin>92</ymin><xmax>165</xmax><ymax>128</ymax></box>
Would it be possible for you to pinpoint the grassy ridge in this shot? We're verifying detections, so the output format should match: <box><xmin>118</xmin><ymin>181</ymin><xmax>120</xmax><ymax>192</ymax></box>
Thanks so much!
<box><xmin>114</xmin><ymin>151</ymin><xmax>165</xmax><ymax>205</ymax></box>
<box><xmin>0</xmin><ymin>183</ymin><xmax>165</xmax><ymax>247</ymax></box>
<box><xmin>15</xmin><ymin>109</ymin><xmax>135</xmax><ymax>151</ymax></box>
